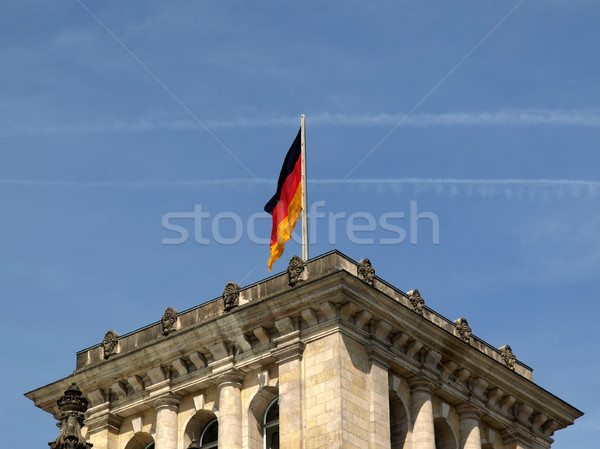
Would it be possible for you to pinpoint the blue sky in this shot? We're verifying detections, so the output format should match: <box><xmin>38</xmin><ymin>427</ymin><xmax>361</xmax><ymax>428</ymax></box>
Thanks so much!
<box><xmin>2</xmin><ymin>1</ymin><xmax>598</xmax><ymax>447</ymax></box>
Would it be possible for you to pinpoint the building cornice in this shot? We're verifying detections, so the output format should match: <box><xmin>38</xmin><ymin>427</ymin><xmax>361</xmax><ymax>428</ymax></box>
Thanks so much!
<box><xmin>25</xmin><ymin>250</ymin><xmax>582</xmax><ymax>436</ymax></box>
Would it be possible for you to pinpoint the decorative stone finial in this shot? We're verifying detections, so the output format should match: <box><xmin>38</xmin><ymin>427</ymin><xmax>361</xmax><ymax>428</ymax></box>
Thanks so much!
<box><xmin>49</xmin><ymin>383</ymin><xmax>93</xmax><ymax>449</ymax></box>
<box><xmin>101</xmin><ymin>330</ymin><xmax>119</xmax><ymax>359</ymax></box>
<box><xmin>454</xmin><ymin>318</ymin><xmax>472</xmax><ymax>343</ymax></box>
<box><xmin>287</xmin><ymin>255</ymin><xmax>305</xmax><ymax>287</ymax></box>
<box><xmin>407</xmin><ymin>289</ymin><xmax>425</xmax><ymax>315</ymax></box>
<box><xmin>357</xmin><ymin>258</ymin><xmax>375</xmax><ymax>285</ymax></box>
<box><xmin>161</xmin><ymin>307</ymin><xmax>178</xmax><ymax>336</ymax></box>
<box><xmin>499</xmin><ymin>345</ymin><xmax>516</xmax><ymax>370</ymax></box>
<box><xmin>223</xmin><ymin>282</ymin><xmax>240</xmax><ymax>312</ymax></box>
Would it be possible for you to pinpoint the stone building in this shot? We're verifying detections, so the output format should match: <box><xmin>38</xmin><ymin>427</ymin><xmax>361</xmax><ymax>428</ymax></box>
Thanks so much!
<box><xmin>26</xmin><ymin>251</ymin><xmax>582</xmax><ymax>449</ymax></box>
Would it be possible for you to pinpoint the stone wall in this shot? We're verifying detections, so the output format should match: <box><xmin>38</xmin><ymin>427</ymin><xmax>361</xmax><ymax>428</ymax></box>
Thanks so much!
<box><xmin>27</xmin><ymin>251</ymin><xmax>582</xmax><ymax>449</ymax></box>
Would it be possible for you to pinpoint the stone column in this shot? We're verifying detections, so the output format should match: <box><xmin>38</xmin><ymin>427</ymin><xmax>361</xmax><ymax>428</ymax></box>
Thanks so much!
<box><xmin>410</xmin><ymin>377</ymin><xmax>436</xmax><ymax>449</ymax></box>
<box><xmin>456</xmin><ymin>403</ymin><xmax>482</xmax><ymax>449</ymax></box>
<box><xmin>275</xmin><ymin>341</ymin><xmax>305</xmax><ymax>449</ymax></box>
<box><xmin>368</xmin><ymin>350</ymin><xmax>391</xmax><ymax>449</ymax></box>
<box><xmin>217</xmin><ymin>370</ymin><xmax>244</xmax><ymax>449</ymax></box>
<box><xmin>273</xmin><ymin>316</ymin><xmax>305</xmax><ymax>449</ymax></box>
<box><xmin>154</xmin><ymin>394</ymin><xmax>180</xmax><ymax>449</ymax></box>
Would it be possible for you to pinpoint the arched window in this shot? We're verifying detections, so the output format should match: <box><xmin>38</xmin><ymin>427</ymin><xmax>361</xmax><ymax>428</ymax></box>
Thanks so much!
<box><xmin>263</xmin><ymin>398</ymin><xmax>279</xmax><ymax>449</ymax></box>
<box><xmin>247</xmin><ymin>386</ymin><xmax>278</xmax><ymax>449</ymax></box>
<box><xmin>200</xmin><ymin>419</ymin><xmax>218</xmax><ymax>449</ymax></box>
<box><xmin>124</xmin><ymin>432</ymin><xmax>154</xmax><ymax>449</ymax></box>
<box><xmin>184</xmin><ymin>410</ymin><xmax>218</xmax><ymax>449</ymax></box>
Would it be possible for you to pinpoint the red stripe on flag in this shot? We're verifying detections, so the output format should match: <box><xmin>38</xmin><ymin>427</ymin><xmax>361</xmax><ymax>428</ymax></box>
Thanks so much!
<box><xmin>269</xmin><ymin>156</ymin><xmax>302</xmax><ymax>246</ymax></box>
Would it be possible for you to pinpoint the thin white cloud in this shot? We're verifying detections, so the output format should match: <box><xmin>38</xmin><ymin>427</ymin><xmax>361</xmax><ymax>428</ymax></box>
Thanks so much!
<box><xmin>0</xmin><ymin>178</ymin><xmax>269</xmax><ymax>187</ymax></box>
<box><xmin>308</xmin><ymin>109</ymin><xmax>600</xmax><ymax>127</ymax></box>
<box><xmin>1</xmin><ymin>177</ymin><xmax>598</xmax><ymax>200</ymax></box>
<box><xmin>3</xmin><ymin>109</ymin><xmax>600</xmax><ymax>136</ymax></box>
<box><xmin>316</xmin><ymin>178</ymin><xmax>600</xmax><ymax>200</ymax></box>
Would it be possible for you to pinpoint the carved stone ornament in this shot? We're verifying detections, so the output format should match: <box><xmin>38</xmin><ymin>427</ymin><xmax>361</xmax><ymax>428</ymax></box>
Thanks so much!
<box><xmin>49</xmin><ymin>383</ymin><xmax>93</xmax><ymax>449</ymax></box>
<box><xmin>101</xmin><ymin>330</ymin><xmax>119</xmax><ymax>359</ymax></box>
<box><xmin>161</xmin><ymin>307</ymin><xmax>178</xmax><ymax>337</ymax></box>
<box><xmin>407</xmin><ymin>289</ymin><xmax>425</xmax><ymax>315</ymax></box>
<box><xmin>357</xmin><ymin>258</ymin><xmax>375</xmax><ymax>285</ymax></box>
<box><xmin>287</xmin><ymin>255</ymin><xmax>305</xmax><ymax>287</ymax></box>
<box><xmin>500</xmin><ymin>345</ymin><xmax>516</xmax><ymax>370</ymax></box>
<box><xmin>223</xmin><ymin>282</ymin><xmax>240</xmax><ymax>312</ymax></box>
<box><xmin>454</xmin><ymin>318</ymin><xmax>472</xmax><ymax>343</ymax></box>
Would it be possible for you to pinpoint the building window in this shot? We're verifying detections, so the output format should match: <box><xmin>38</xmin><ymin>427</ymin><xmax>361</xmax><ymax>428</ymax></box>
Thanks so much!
<box><xmin>200</xmin><ymin>419</ymin><xmax>218</xmax><ymax>449</ymax></box>
<box><xmin>263</xmin><ymin>398</ymin><xmax>279</xmax><ymax>449</ymax></box>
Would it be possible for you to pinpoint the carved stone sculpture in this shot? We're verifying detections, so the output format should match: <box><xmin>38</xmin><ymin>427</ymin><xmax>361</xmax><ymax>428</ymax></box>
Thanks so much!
<box><xmin>454</xmin><ymin>318</ymin><xmax>472</xmax><ymax>343</ymax></box>
<box><xmin>407</xmin><ymin>289</ymin><xmax>425</xmax><ymax>315</ymax></box>
<box><xmin>357</xmin><ymin>258</ymin><xmax>375</xmax><ymax>285</ymax></box>
<box><xmin>223</xmin><ymin>282</ymin><xmax>240</xmax><ymax>312</ymax></box>
<box><xmin>161</xmin><ymin>307</ymin><xmax>178</xmax><ymax>336</ymax></box>
<box><xmin>49</xmin><ymin>383</ymin><xmax>93</xmax><ymax>449</ymax></box>
<box><xmin>287</xmin><ymin>255</ymin><xmax>305</xmax><ymax>287</ymax></box>
<box><xmin>101</xmin><ymin>330</ymin><xmax>119</xmax><ymax>359</ymax></box>
<box><xmin>500</xmin><ymin>345</ymin><xmax>516</xmax><ymax>370</ymax></box>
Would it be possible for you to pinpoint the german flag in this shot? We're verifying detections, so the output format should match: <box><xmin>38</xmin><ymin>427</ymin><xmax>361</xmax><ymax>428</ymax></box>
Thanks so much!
<box><xmin>264</xmin><ymin>129</ymin><xmax>303</xmax><ymax>271</ymax></box>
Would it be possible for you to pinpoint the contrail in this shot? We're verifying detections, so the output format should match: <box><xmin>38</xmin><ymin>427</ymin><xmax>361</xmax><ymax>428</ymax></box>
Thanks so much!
<box><xmin>311</xmin><ymin>178</ymin><xmax>600</xmax><ymax>186</ymax></box>
<box><xmin>0</xmin><ymin>178</ymin><xmax>270</xmax><ymax>187</ymax></box>
<box><xmin>315</xmin><ymin>178</ymin><xmax>600</xmax><ymax>200</ymax></box>
<box><xmin>1</xmin><ymin>177</ymin><xmax>598</xmax><ymax>200</ymax></box>
<box><xmin>1</xmin><ymin>177</ymin><xmax>597</xmax><ymax>187</ymax></box>
<box><xmin>4</xmin><ymin>109</ymin><xmax>600</xmax><ymax>136</ymax></box>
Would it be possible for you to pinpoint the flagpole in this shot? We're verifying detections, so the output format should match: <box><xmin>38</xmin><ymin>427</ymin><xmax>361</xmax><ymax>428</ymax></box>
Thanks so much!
<box><xmin>300</xmin><ymin>114</ymin><xmax>309</xmax><ymax>262</ymax></box>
